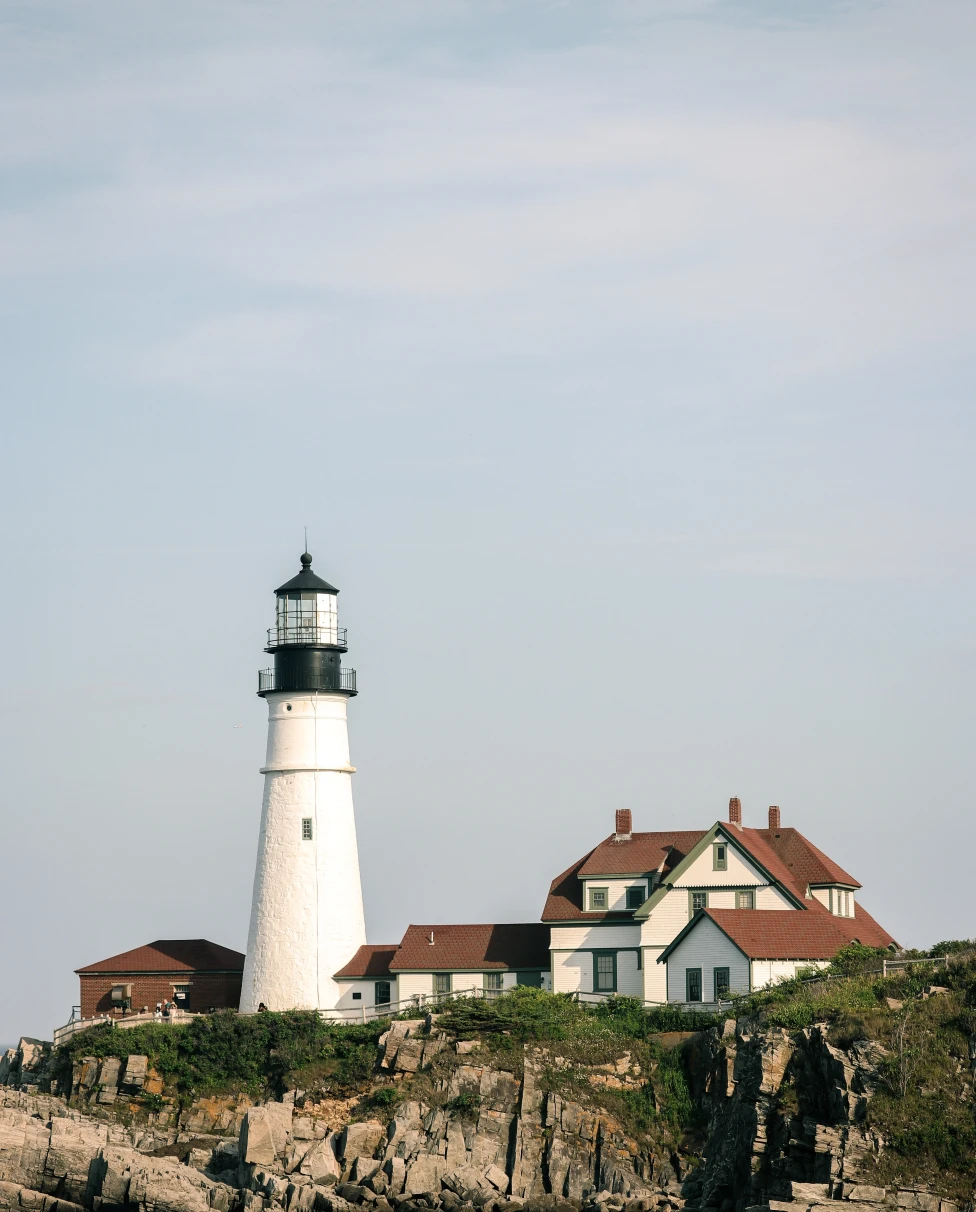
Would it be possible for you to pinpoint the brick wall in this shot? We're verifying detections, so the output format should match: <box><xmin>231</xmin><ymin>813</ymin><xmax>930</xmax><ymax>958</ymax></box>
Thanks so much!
<box><xmin>79</xmin><ymin>971</ymin><xmax>243</xmax><ymax>1018</ymax></box>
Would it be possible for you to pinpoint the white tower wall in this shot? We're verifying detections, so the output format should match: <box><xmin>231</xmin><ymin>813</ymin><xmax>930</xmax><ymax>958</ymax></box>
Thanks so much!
<box><xmin>240</xmin><ymin>690</ymin><xmax>367</xmax><ymax>1012</ymax></box>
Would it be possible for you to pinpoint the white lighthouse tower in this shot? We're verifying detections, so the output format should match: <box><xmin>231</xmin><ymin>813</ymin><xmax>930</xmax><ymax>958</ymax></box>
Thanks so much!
<box><xmin>240</xmin><ymin>552</ymin><xmax>367</xmax><ymax>1012</ymax></box>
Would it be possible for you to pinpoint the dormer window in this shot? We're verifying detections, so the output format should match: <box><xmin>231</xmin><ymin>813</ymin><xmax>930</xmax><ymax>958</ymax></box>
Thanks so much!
<box><xmin>589</xmin><ymin>887</ymin><xmax>608</xmax><ymax>911</ymax></box>
<box><xmin>713</xmin><ymin>843</ymin><xmax>727</xmax><ymax>872</ymax></box>
<box><xmin>626</xmin><ymin>886</ymin><xmax>646</xmax><ymax>910</ymax></box>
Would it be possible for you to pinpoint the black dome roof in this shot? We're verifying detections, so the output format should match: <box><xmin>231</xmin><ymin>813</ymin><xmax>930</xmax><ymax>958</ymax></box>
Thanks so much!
<box><xmin>274</xmin><ymin>552</ymin><xmax>339</xmax><ymax>595</ymax></box>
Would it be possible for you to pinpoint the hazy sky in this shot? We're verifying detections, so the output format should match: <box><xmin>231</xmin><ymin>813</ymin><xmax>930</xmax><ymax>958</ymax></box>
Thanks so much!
<box><xmin>1</xmin><ymin>0</ymin><xmax>974</xmax><ymax>1046</ymax></box>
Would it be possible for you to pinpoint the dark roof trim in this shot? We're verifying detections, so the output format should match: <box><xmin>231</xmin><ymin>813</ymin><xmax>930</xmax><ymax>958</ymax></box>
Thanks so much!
<box><xmin>634</xmin><ymin>823</ymin><xmax>806</xmax><ymax>919</ymax></box>
<box><xmin>656</xmin><ymin>910</ymin><xmax>749</xmax><ymax>964</ymax></box>
<box><xmin>76</xmin><ymin>968</ymin><xmax>243</xmax><ymax>976</ymax></box>
<box><xmin>541</xmin><ymin>912</ymin><xmax>635</xmax><ymax>924</ymax></box>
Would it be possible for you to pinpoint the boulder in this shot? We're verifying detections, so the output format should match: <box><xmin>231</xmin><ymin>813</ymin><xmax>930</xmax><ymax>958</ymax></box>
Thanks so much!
<box><xmin>122</xmin><ymin>1055</ymin><xmax>149</xmax><ymax>1091</ymax></box>
<box><xmin>302</xmin><ymin>1136</ymin><xmax>343</xmax><ymax>1186</ymax></box>
<box><xmin>384</xmin><ymin>1159</ymin><xmax>407</xmax><ymax>1196</ymax></box>
<box><xmin>241</xmin><ymin>1108</ymin><xmax>277</xmax><ymax>1166</ymax></box>
<box><xmin>404</xmin><ymin>1156</ymin><xmax>450</xmax><ymax>1196</ymax></box>
<box><xmin>341</xmin><ymin>1122</ymin><xmax>386</xmax><ymax>1163</ymax></box>
<box><xmin>484</xmin><ymin>1167</ymin><xmax>508</xmax><ymax>1194</ymax></box>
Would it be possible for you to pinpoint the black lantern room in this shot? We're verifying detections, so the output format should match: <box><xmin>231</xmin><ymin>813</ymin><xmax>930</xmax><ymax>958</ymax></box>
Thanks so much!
<box><xmin>257</xmin><ymin>553</ymin><xmax>357</xmax><ymax>696</ymax></box>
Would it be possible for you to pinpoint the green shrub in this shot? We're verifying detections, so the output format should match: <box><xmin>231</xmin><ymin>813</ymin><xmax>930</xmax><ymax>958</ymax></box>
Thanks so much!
<box><xmin>366</xmin><ymin>1085</ymin><xmax>403</xmax><ymax>1110</ymax></box>
<box><xmin>444</xmin><ymin>1091</ymin><xmax>481</xmax><ymax>1117</ymax></box>
<box><xmin>57</xmin><ymin>1010</ymin><xmax>387</xmax><ymax>1098</ymax></box>
<box><xmin>929</xmin><ymin>940</ymin><xmax>975</xmax><ymax>958</ymax></box>
<box><xmin>829</xmin><ymin>942</ymin><xmax>888</xmax><ymax>977</ymax></box>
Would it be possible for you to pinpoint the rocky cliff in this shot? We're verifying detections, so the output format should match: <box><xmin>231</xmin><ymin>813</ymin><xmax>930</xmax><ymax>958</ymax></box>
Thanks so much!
<box><xmin>0</xmin><ymin>986</ymin><xmax>970</xmax><ymax>1212</ymax></box>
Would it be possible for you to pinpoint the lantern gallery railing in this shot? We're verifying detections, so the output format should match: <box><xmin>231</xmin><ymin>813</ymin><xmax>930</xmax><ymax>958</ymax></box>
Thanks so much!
<box><xmin>258</xmin><ymin>667</ymin><xmax>357</xmax><ymax>694</ymax></box>
<box><xmin>266</xmin><ymin>625</ymin><xmax>348</xmax><ymax>650</ymax></box>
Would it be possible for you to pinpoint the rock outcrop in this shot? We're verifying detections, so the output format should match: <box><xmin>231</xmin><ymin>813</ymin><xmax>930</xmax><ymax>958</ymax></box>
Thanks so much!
<box><xmin>0</xmin><ymin>1013</ymin><xmax>966</xmax><ymax>1212</ymax></box>
<box><xmin>680</xmin><ymin>1018</ymin><xmax>954</xmax><ymax>1212</ymax></box>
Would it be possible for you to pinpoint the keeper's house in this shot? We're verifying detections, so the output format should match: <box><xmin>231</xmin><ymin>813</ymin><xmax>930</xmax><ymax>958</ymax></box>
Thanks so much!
<box><xmin>657</xmin><ymin>908</ymin><xmax>885</xmax><ymax>1003</ymax></box>
<box><xmin>542</xmin><ymin>800</ymin><xmax>896</xmax><ymax>1005</ymax></box>
<box><xmin>76</xmin><ymin>939</ymin><xmax>245</xmax><ymax>1018</ymax></box>
<box><xmin>333</xmin><ymin>924</ymin><xmax>552</xmax><ymax>1014</ymax></box>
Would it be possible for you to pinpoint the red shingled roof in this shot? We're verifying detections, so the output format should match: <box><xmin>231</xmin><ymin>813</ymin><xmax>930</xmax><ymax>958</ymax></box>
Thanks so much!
<box><xmin>76</xmin><ymin>939</ymin><xmax>245</xmax><ymax>975</ymax></box>
<box><xmin>753</xmin><ymin>826</ymin><xmax>860</xmax><ymax>890</ymax></box>
<box><xmin>334</xmin><ymin>945</ymin><xmax>398</xmax><ymax>980</ymax></box>
<box><xmin>541</xmin><ymin>851</ymin><xmax>637</xmax><ymax>922</ymax></box>
<box><xmin>389</xmin><ymin>924</ymin><xmax>551</xmax><ymax>972</ymax></box>
<box><xmin>577</xmin><ymin>831</ymin><xmax>707</xmax><ymax>878</ymax></box>
<box><xmin>696</xmin><ymin>908</ymin><xmax>886</xmax><ymax>959</ymax></box>
<box><xmin>544</xmin><ymin>818</ymin><xmax>872</xmax><ymax>924</ymax></box>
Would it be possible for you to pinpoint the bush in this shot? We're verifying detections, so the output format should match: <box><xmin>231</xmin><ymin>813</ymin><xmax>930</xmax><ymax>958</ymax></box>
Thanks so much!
<box><xmin>829</xmin><ymin>942</ymin><xmax>888</xmax><ymax>977</ymax></box>
<box><xmin>444</xmin><ymin>1091</ymin><xmax>481</xmax><ymax>1117</ymax></box>
<box><xmin>57</xmin><ymin>1010</ymin><xmax>387</xmax><ymax>1098</ymax></box>
<box><xmin>929</xmin><ymin>939</ymin><xmax>975</xmax><ymax>958</ymax></box>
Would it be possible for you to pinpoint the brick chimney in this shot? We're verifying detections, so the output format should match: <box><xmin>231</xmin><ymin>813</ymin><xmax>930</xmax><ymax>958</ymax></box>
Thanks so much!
<box><xmin>614</xmin><ymin>809</ymin><xmax>632</xmax><ymax>842</ymax></box>
<box><xmin>768</xmin><ymin>805</ymin><xmax>781</xmax><ymax>829</ymax></box>
<box><xmin>728</xmin><ymin>797</ymin><xmax>742</xmax><ymax>827</ymax></box>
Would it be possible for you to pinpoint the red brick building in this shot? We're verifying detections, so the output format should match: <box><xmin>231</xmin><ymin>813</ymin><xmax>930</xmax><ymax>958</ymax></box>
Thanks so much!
<box><xmin>76</xmin><ymin>939</ymin><xmax>245</xmax><ymax>1018</ymax></box>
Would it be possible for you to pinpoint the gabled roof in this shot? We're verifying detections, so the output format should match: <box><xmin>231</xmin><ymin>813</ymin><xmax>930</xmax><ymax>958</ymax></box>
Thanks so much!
<box><xmin>334</xmin><ymin>945</ymin><xmax>398</xmax><ymax>980</ymax></box>
<box><xmin>577</xmin><ymin>831</ymin><xmax>707</xmax><ymax>877</ymax></box>
<box><xmin>659</xmin><ymin>907</ymin><xmax>890</xmax><ymax>963</ymax></box>
<box><xmin>76</xmin><ymin>940</ymin><xmax>245</xmax><ymax>975</ymax></box>
<box><xmin>389</xmin><ymin>924</ymin><xmax>551</xmax><ymax>972</ymax></box>
<box><xmin>541</xmin><ymin>851</ymin><xmax>638</xmax><ymax>922</ymax></box>
<box><xmin>753</xmin><ymin>826</ymin><xmax>860</xmax><ymax>889</ymax></box>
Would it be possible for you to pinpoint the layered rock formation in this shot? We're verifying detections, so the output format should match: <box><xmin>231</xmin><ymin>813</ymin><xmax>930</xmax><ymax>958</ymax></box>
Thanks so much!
<box><xmin>0</xmin><ymin>1012</ymin><xmax>964</xmax><ymax>1212</ymax></box>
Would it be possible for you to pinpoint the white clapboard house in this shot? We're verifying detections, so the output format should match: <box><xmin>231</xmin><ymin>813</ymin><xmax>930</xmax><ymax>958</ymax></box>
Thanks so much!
<box><xmin>540</xmin><ymin>801</ymin><xmax>896</xmax><ymax>1005</ymax></box>
<box><xmin>327</xmin><ymin>801</ymin><xmax>895</xmax><ymax>1013</ymax></box>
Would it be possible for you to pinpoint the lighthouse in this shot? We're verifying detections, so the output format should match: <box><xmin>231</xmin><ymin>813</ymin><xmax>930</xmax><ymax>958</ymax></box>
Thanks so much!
<box><xmin>239</xmin><ymin>553</ymin><xmax>367</xmax><ymax>1012</ymax></box>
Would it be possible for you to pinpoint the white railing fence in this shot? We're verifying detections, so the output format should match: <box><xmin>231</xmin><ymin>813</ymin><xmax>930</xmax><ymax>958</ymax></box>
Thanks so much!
<box><xmin>52</xmin><ymin>954</ymin><xmax>970</xmax><ymax>1044</ymax></box>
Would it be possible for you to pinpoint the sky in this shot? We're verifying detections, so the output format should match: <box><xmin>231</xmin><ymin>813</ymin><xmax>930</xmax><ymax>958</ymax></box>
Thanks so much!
<box><xmin>0</xmin><ymin>0</ymin><xmax>974</xmax><ymax>1046</ymax></box>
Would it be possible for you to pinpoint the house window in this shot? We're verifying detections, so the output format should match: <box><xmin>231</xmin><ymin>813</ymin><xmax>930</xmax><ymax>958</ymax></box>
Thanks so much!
<box><xmin>593</xmin><ymin>951</ymin><xmax>616</xmax><ymax>993</ymax></box>
<box><xmin>713</xmin><ymin>843</ymin><xmax>727</xmax><ymax>872</ymax></box>
<box><xmin>686</xmin><ymin>968</ymin><xmax>703</xmax><ymax>1002</ymax></box>
<box><xmin>374</xmin><ymin>981</ymin><xmax>391</xmax><ymax>1006</ymax></box>
<box><xmin>301</xmin><ymin>818</ymin><xmax>313</xmax><ymax>841</ymax></box>
<box><xmin>433</xmin><ymin>973</ymin><xmax>452</xmax><ymax>997</ymax></box>
<box><xmin>736</xmin><ymin>889</ymin><xmax>755</xmax><ymax>910</ymax></box>
<box><xmin>714</xmin><ymin>968</ymin><xmax>731</xmax><ymax>1000</ymax></box>
<box><xmin>626</xmin><ymin>886</ymin><xmax>646</xmax><ymax>910</ymax></box>
<box><xmin>484</xmin><ymin>973</ymin><xmax>504</xmax><ymax>994</ymax></box>
<box><xmin>589</xmin><ymin>887</ymin><xmax>608</xmax><ymax>911</ymax></box>
<box><xmin>352</xmin><ymin>991</ymin><xmax>362</xmax><ymax>1000</ymax></box>
<box><xmin>690</xmin><ymin>890</ymin><xmax>708</xmax><ymax>913</ymax></box>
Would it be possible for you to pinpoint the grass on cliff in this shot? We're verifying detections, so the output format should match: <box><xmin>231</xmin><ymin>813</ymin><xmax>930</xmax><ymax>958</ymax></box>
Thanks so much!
<box><xmin>58</xmin><ymin>1010</ymin><xmax>388</xmax><ymax>1099</ymax></box>
<box><xmin>60</xmin><ymin>990</ymin><xmax>710</xmax><ymax>1143</ymax></box>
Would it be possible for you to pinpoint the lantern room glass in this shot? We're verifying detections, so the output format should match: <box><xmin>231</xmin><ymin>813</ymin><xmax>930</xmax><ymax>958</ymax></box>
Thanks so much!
<box><xmin>275</xmin><ymin>592</ymin><xmax>338</xmax><ymax>645</ymax></box>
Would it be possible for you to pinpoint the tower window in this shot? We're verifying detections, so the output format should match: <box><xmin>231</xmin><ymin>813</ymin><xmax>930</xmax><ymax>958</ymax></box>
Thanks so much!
<box><xmin>713</xmin><ymin>843</ymin><xmax>727</xmax><ymax>871</ymax></box>
<box><xmin>301</xmin><ymin>818</ymin><xmax>313</xmax><ymax>841</ymax></box>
